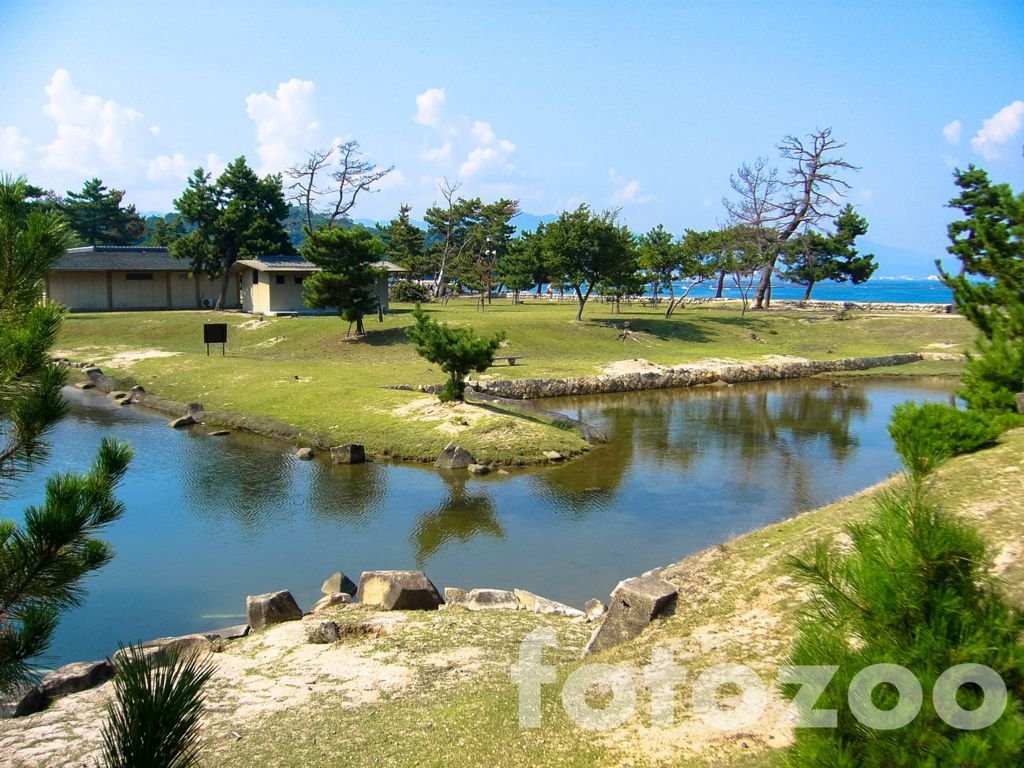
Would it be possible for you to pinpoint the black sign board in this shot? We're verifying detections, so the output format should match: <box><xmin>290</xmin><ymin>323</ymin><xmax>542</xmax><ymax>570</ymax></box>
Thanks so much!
<box><xmin>203</xmin><ymin>323</ymin><xmax>227</xmax><ymax>355</ymax></box>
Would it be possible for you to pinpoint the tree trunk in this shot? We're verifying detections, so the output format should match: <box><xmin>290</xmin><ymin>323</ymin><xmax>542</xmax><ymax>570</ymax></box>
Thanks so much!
<box><xmin>574</xmin><ymin>285</ymin><xmax>590</xmax><ymax>321</ymax></box>
<box><xmin>803</xmin><ymin>281</ymin><xmax>815</xmax><ymax>301</ymax></box>
<box><xmin>715</xmin><ymin>270</ymin><xmax>726</xmax><ymax>298</ymax></box>
<box><xmin>215</xmin><ymin>263</ymin><xmax>231</xmax><ymax>310</ymax></box>
<box><xmin>752</xmin><ymin>260</ymin><xmax>775</xmax><ymax>309</ymax></box>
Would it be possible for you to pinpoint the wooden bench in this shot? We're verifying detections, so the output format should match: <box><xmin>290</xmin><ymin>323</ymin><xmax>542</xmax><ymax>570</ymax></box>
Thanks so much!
<box><xmin>490</xmin><ymin>356</ymin><xmax>522</xmax><ymax>366</ymax></box>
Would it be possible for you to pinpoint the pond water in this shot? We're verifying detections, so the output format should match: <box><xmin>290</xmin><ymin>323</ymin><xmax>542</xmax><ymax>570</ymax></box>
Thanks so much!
<box><xmin>3</xmin><ymin>378</ymin><xmax>956</xmax><ymax>668</ymax></box>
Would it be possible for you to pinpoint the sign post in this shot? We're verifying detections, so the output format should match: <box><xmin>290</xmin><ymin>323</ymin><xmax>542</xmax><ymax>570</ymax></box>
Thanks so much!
<box><xmin>203</xmin><ymin>323</ymin><xmax>228</xmax><ymax>356</ymax></box>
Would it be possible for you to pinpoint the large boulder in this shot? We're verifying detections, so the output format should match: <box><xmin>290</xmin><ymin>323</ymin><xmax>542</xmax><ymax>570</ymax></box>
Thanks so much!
<box><xmin>514</xmin><ymin>589</ymin><xmax>585</xmax><ymax>618</ymax></box>
<box><xmin>168</xmin><ymin>415</ymin><xmax>195</xmax><ymax>429</ymax></box>
<box><xmin>359</xmin><ymin>570</ymin><xmax>443</xmax><ymax>611</ymax></box>
<box><xmin>330</xmin><ymin>444</ymin><xmax>366</xmax><ymax>464</ymax></box>
<box><xmin>39</xmin><ymin>660</ymin><xmax>114</xmax><ymax>701</ymax></box>
<box><xmin>246</xmin><ymin>590</ymin><xmax>303</xmax><ymax>630</ymax></box>
<box><xmin>321</xmin><ymin>571</ymin><xmax>358</xmax><ymax>596</ymax></box>
<box><xmin>464</xmin><ymin>588</ymin><xmax>519</xmax><ymax>611</ymax></box>
<box><xmin>205</xmin><ymin>625</ymin><xmax>250</xmax><ymax>640</ymax></box>
<box><xmin>434</xmin><ymin>443</ymin><xmax>475</xmax><ymax>470</ymax></box>
<box><xmin>114</xmin><ymin>634</ymin><xmax>214</xmax><ymax>668</ymax></box>
<box><xmin>0</xmin><ymin>682</ymin><xmax>46</xmax><ymax>719</ymax></box>
<box><xmin>583</xmin><ymin>574</ymin><xmax>678</xmax><ymax>656</ymax></box>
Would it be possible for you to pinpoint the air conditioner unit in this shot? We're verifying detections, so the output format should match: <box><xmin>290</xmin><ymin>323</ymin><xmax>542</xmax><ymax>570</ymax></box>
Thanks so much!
<box><xmin>201</xmin><ymin>298</ymin><xmax>213</xmax><ymax>308</ymax></box>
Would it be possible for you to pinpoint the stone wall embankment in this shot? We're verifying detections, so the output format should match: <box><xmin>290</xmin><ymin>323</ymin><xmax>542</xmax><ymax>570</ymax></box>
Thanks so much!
<box><xmin>470</xmin><ymin>353</ymin><xmax>962</xmax><ymax>400</ymax></box>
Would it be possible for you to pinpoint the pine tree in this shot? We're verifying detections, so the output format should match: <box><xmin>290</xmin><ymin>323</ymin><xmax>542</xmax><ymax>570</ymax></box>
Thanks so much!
<box><xmin>938</xmin><ymin>167</ymin><xmax>1024</xmax><ymax>412</ymax></box>
<box><xmin>385</xmin><ymin>204</ymin><xmax>427</xmax><ymax>278</ymax></box>
<box><xmin>406</xmin><ymin>307</ymin><xmax>505</xmax><ymax>402</ymax></box>
<box><xmin>783</xmin><ymin>411</ymin><xmax>1024</xmax><ymax>765</ymax></box>
<box><xmin>63</xmin><ymin>178</ymin><xmax>146</xmax><ymax>246</ymax></box>
<box><xmin>0</xmin><ymin>175</ymin><xmax>134</xmax><ymax>694</ymax></box>
<box><xmin>100</xmin><ymin>644</ymin><xmax>214</xmax><ymax>768</ymax></box>
<box><xmin>301</xmin><ymin>225</ymin><xmax>384</xmax><ymax>336</ymax></box>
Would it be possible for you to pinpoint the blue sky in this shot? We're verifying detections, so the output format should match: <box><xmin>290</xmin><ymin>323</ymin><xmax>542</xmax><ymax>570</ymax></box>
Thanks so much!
<box><xmin>1</xmin><ymin>0</ymin><xmax>1021</xmax><ymax>275</ymax></box>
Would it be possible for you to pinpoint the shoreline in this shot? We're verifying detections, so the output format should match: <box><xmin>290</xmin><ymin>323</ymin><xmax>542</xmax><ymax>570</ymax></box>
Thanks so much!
<box><xmin>65</xmin><ymin>350</ymin><xmax>964</xmax><ymax>464</ymax></box>
<box><xmin>5</xmin><ymin>429</ymin><xmax>1020</xmax><ymax>765</ymax></box>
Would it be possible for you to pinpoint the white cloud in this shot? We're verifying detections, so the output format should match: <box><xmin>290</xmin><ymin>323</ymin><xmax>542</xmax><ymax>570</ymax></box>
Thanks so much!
<box><xmin>205</xmin><ymin>153</ymin><xmax>226</xmax><ymax>177</ymax></box>
<box><xmin>414</xmin><ymin>88</ymin><xmax>446</xmax><ymax>126</ymax></box>
<box><xmin>942</xmin><ymin>119</ymin><xmax>962</xmax><ymax>144</ymax></box>
<box><xmin>373</xmin><ymin>168</ymin><xmax>409</xmax><ymax>191</ymax></box>
<box><xmin>146</xmin><ymin>152</ymin><xmax>190</xmax><ymax>183</ymax></box>
<box><xmin>421</xmin><ymin>141</ymin><xmax>452</xmax><ymax>162</ymax></box>
<box><xmin>38</xmin><ymin>68</ymin><xmax>148</xmax><ymax>176</ymax></box>
<box><xmin>246</xmin><ymin>78</ymin><xmax>320</xmax><ymax>174</ymax></box>
<box><xmin>471</xmin><ymin>120</ymin><xmax>496</xmax><ymax>145</ymax></box>
<box><xmin>609</xmin><ymin>167</ymin><xmax>652</xmax><ymax>204</ymax></box>
<box><xmin>970</xmin><ymin>100</ymin><xmax>1024</xmax><ymax>160</ymax></box>
<box><xmin>0</xmin><ymin>125</ymin><xmax>30</xmax><ymax>167</ymax></box>
<box><xmin>460</xmin><ymin>139</ymin><xmax>515</xmax><ymax>177</ymax></box>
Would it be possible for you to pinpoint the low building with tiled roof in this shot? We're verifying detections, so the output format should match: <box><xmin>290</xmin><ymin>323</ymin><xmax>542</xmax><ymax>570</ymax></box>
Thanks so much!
<box><xmin>46</xmin><ymin>246</ymin><xmax>406</xmax><ymax>315</ymax></box>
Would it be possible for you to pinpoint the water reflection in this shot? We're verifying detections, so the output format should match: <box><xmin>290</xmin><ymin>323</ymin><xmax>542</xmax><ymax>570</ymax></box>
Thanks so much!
<box><xmin>3</xmin><ymin>378</ymin><xmax>959</xmax><ymax>666</ymax></box>
<box><xmin>411</xmin><ymin>473</ymin><xmax>503</xmax><ymax>564</ymax></box>
<box><xmin>307</xmin><ymin>461</ymin><xmax>387</xmax><ymax>524</ymax></box>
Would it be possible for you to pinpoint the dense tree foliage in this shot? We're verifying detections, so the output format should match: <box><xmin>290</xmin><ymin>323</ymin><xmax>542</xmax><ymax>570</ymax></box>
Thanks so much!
<box><xmin>543</xmin><ymin>205</ymin><xmax>635</xmax><ymax>320</ymax></box>
<box><xmin>780</xmin><ymin>204</ymin><xmax>877</xmax><ymax>299</ymax></box>
<box><xmin>1</xmin><ymin>175</ymin><xmax>133</xmax><ymax>694</ymax></box>
<box><xmin>406</xmin><ymin>307</ymin><xmax>505</xmax><ymax>402</ymax></box>
<box><xmin>499</xmin><ymin>230</ymin><xmax>541</xmax><ymax>304</ymax></box>
<box><xmin>301</xmin><ymin>225</ymin><xmax>384</xmax><ymax>336</ymax></box>
<box><xmin>938</xmin><ymin>166</ymin><xmax>1024</xmax><ymax>412</ymax></box>
<box><xmin>63</xmin><ymin>178</ymin><xmax>146</xmax><ymax>246</ymax></box>
<box><xmin>171</xmin><ymin>157</ymin><xmax>293</xmax><ymax>310</ymax></box>
<box><xmin>384</xmin><ymin>204</ymin><xmax>427</xmax><ymax>277</ymax></box>
<box><xmin>423</xmin><ymin>180</ymin><xmax>481</xmax><ymax>298</ymax></box>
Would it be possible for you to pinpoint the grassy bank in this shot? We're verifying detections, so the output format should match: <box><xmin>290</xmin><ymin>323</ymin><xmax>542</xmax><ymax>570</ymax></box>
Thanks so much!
<box><xmin>3</xmin><ymin>429</ymin><xmax>1019</xmax><ymax>767</ymax></box>
<box><xmin>55</xmin><ymin>299</ymin><xmax>973</xmax><ymax>463</ymax></box>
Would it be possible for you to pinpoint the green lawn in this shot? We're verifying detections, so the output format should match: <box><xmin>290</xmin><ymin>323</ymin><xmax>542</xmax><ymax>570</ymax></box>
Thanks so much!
<box><xmin>55</xmin><ymin>298</ymin><xmax>974</xmax><ymax>463</ymax></box>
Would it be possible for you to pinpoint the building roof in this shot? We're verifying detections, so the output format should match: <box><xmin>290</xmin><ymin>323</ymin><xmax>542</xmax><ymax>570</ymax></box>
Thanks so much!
<box><xmin>55</xmin><ymin>247</ymin><xmax>408</xmax><ymax>275</ymax></box>
<box><xmin>232</xmin><ymin>256</ymin><xmax>407</xmax><ymax>273</ymax></box>
<box><xmin>54</xmin><ymin>246</ymin><xmax>185</xmax><ymax>272</ymax></box>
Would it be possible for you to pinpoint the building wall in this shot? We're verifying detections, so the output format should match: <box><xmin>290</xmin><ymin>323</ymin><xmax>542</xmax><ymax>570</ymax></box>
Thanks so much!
<box><xmin>267</xmin><ymin>273</ymin><xmax>310</xmax><ymax>312</ymax></box>
<box><xmin>46</xmin><ymin>270</ymin><xmax>239</xmax><ymax>311</ymax></box>
<box><xmin>111</xmin><ymin>271</ymin><xmax>165</xmax><ymax>309</ymax></box>
<box><xmin>46</xmin><ymin>271</ymin><xmax>108</xmax><ymax>310</ymax></box>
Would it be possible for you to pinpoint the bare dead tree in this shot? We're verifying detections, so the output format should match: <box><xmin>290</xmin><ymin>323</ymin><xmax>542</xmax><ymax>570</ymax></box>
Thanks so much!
<box><xmin>726</xmin><ymin>129</ymin><xmax>856</xmax><ymax>309</ymax></box>
<box><xmin>286</xmin><ymin>140</ymin><xmax>393</xmax><ymax>231</ymax></box>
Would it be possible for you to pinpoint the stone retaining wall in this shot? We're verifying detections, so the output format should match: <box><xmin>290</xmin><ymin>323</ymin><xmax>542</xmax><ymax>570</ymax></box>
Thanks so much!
<box><xmin>771</xmin><ymin>299</ymin><xmax>955</xmax><ymax>314</ymax></box>
<box><xmin>470</xmin><ymin>353</ymin><xmax>962</xmax><ymax>400</ymax></box>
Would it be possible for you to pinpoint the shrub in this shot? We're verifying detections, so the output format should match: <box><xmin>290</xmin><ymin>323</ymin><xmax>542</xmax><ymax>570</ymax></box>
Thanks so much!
<box><xmin>100</xmin><ymin>644</ymin><xmax>214</xmax><ymax>768</ymax></box>
<box><xmin>405</xmin><ymin>306</ymin><xmax>505</xmax><ymax>402</ymax></box>
<box><xmin>784</xmin><ymin>479</ymin><xmax>1024</xmax><ymax>766</ymax></box>
<box><xmin>888</xmin><ymin>401</ymin><xmax>1001</xmax><ymax>478</ymax></box>
<box><xmin>389</xmin><ymin>280</ymin><xmax>431</xmax><ymax>304</ymax></box>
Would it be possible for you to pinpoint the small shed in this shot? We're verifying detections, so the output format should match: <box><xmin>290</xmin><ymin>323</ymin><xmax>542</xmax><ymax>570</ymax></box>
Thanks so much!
<box><xmin>230</xmin><ymin>255</ymin><xmax>406</xmax><ymax>316</ymax></box>
<box><xmin>46</xmin><ymin>246</ymin><xmax>233</xmax><ymax>311</ymax></box>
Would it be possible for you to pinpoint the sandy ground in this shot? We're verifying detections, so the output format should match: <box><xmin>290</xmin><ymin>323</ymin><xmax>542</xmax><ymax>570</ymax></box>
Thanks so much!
<box><xmin>0</xmin><ymin>610</ymin><xmax>481</xmax><ymax>768</ymax></box>
<box><xmin>52</xmin><ymin>348</ymin><xmax>180</xmax><ymax>367</ymax></box>
<box><xmin>390</xmin><ymin>396</ymin><xmax>490</xmax><ymax>436</ymax></box>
